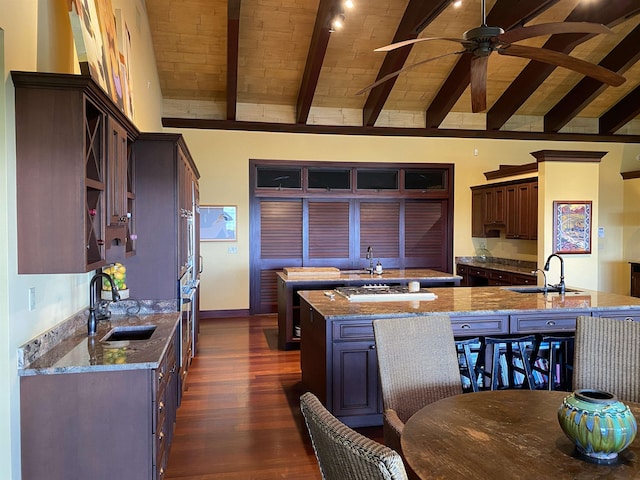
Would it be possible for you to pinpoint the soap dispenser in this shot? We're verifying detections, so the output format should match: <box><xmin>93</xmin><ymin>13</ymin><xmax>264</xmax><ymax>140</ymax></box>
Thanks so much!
<box><xmin>375</xmin><ymin>260</ymin><xmax>383</xmax><ymax>274</ymax></box>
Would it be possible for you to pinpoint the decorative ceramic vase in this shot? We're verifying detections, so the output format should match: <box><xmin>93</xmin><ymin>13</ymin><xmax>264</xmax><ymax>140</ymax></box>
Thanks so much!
<box><xmin>557</xmin><ymin>389</ymin><xmax>637</xmax><ymax>463</ymax></box>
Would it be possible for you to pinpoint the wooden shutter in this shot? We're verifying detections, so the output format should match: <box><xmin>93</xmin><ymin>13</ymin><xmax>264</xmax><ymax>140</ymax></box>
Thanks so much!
<box><xmin>405</xmin><ymin>200</ymin><xmax>446</xmax><ymax>268</ymax></box>
<box><xmin>360</xmin><ymin>202</ymin><xmax>400</xmax><ymax>258</ymax></box>
<box><xmin>309</xmin><ymin>201</ymin><xmax>350</xmax><ymax>259</ymax></box>
<box><xmin>260</xmin><ymin>200</ymin><xmax>302</xmax><ymax>258</ymax></box>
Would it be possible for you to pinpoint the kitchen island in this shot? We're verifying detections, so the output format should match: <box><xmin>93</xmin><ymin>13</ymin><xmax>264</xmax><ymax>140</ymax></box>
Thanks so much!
<box><xmin>298</xmin><ymin>286</ymin><xmax>640</xmax><ymax>427</ymax></box>
<box><xmin>277</xmin><ymin>268</ymin><xmax>461</xmax><ymax>349</ymax></box>
<box><xmin>18</xmin><ymin>310</ymin><xmax>181</xmax><ymax>480</ymax></box>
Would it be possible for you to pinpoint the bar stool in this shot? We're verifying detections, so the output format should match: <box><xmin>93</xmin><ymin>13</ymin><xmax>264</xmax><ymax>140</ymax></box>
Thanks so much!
<box><xmin>474</xmin><ymin>336</ymin><xmax>537</xmax><ymax>390</ymax></box>
<box><xmin>529</xmin><ymin>334</ymin><xmax>574</xmax><ymax>390</ymax></box>
<box><xmin>455</xmin><ymin>337</ymin><xmax>481</xmax><ymax>392</ymax></box>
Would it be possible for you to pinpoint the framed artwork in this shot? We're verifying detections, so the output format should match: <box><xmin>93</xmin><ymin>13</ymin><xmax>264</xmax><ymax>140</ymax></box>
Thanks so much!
<box><xmin>552</xmin><ymin>201</ymin><xmax>592</xmax><ymax>254</ymax></box>
<box><xmin>200</xmin><ymin>206</ymin><xmax>237</xmax><ymax>241</ymax></box>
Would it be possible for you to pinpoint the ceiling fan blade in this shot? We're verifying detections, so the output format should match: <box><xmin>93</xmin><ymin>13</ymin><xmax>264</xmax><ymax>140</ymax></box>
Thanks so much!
<box><xmin>497</xmin><ymin>22</ymin><xmax>612</xmax><ymax>45</ymax></box>
<box><xmin>497</xmin><ymin>44</ymin><xmax>626</xmax><ymax>87</ymax></box>
<box><xmin>356</xmin><ymin>50</ymin><xmax>467</xmax><ymax>96</ymax></box>
<box><xmin>470</xmin><ymin>55</ymin><xmax>488</xmax><ymax>113</ymax></box>
<box><xmin>374</xmin><ymin>37</ymin><xmax>469</xmax><ymax>52</ymax></box>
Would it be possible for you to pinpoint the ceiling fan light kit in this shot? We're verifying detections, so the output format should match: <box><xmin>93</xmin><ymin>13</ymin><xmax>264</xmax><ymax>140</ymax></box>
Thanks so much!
<box><xmin>359</xmin><ymin>0</ymin><xmax>627</xmax><ymax>113</ymax></box>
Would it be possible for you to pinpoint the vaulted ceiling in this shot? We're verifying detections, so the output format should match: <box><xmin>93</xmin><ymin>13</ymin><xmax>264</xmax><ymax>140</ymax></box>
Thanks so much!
<box><xmin>145</xmin><ymin>0</ymin><xmax>640</xmax><ymax>140</ymax></box>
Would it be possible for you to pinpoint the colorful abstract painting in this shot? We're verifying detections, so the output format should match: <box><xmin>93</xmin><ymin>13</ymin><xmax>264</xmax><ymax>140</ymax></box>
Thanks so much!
<box><xmin>68</xmin><ymin>0</ymin><xmax>132</xmax><ymax>117</ymax></box>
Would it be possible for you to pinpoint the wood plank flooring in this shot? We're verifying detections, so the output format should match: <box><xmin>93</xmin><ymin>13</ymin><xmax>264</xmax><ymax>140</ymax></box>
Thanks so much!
<box><xmin>165</xmin><ymin>314</ymin><xmax>382</xmax><ymax>479</ymax></box>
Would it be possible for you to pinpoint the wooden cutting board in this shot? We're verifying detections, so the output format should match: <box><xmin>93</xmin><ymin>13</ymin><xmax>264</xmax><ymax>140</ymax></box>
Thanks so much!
<box><xmin>283</xmin><ymin>267</ymin><xmax>341</xmax><ymax>277</ymax></box>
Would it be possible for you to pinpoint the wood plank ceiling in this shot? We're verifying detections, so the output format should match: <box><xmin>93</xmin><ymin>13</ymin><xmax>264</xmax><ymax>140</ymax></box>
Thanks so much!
<box><xmin>146</xmin><ymin>0</ymin><xmax>640</xmax><ymax>140</ymax></box>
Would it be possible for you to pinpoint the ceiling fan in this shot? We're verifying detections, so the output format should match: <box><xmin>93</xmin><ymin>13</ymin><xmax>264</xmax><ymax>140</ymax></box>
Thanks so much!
<box><xmin>356</xmin><ymin>0</ymin><xmax>626</xmax><ymax>112</ymax></box>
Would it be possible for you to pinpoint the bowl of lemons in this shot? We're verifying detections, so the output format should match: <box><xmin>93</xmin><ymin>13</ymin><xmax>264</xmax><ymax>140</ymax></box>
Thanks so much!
<box><xmin>101</xmin><ymin>262</ymin><xmax>129</xmax><ymax>300</ymax></box>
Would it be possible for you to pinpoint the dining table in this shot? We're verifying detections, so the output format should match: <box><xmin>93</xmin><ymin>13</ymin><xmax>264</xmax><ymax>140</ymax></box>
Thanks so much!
<box><xmin>401</xmin><ymin>389</ymin><xmax>640</xmax><ymax>479</ymax></box>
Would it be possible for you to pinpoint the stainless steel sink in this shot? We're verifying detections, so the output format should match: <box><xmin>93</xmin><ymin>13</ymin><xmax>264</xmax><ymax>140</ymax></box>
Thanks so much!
<box><xmin>340</xmin><ymin>269</ymin><xmax>374</xmax><ymax>274</ymax></box>
<box><xmin>101</xmin><ymin>325</ymin><xmax>157</xmax><ymax>342</ymax></box>
<box><xmin>506</xmin><ymin>286</ymin><xmax>583</xmax><ymax>294</ymax></box>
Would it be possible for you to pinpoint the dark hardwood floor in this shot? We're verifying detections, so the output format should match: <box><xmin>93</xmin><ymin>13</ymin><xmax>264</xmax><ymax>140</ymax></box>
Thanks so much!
<box><xmin>165</xmin><ymin>314</ymin><xmax>382</xmax><ymax>479</ymax></box>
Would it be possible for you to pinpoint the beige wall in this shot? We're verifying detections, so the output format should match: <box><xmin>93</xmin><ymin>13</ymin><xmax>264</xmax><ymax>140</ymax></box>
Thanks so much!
<box><xmin>170</xmin><ymin>128</ymin><xmax>638</xmax><ymax>310</ymax></box>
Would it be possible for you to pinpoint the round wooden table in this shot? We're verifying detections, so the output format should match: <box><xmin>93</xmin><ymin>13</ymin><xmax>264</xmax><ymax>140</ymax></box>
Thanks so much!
<box><xmin>401</xmin><ymin>390</ymin><xmax>640</xmax><ymax>479</ymax></box>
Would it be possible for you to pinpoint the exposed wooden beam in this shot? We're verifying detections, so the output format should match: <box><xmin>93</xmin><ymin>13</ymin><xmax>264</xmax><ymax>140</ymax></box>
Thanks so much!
<box><xmin>161</xmin><ymin>116</ymin><xmax>640</xmax><ymax>143</ymax></box>
<box><xmin>487</xmin><ymin>1</ymin><xmax>640</xmax><ymax>131</ymax></box>
<box><xmin>544</xmin><ymin>23</ymin><xmax>640</xmax><ymax>133</ymax></box>
<box><xmin>425</xmin><ymin>0</ymin><xmax>560</xmax><ymax>129</ymax></box>
<box><xmin>599</xmin><ymin>85</ymin><xmax>640</xmax><ymax>134</ymax></box>
<box><xmin>226</xmin><ymin>0</ymin><xmax>241</xmax><ymax>121</ymax></box>
<box><xmin>362</xmin><ymin>0</ymin><xmax>451</xmax><ymax>127</ymax></box>
<box><xmin>295</xmin><ymin>0</ymin><xmax>336</xmax><ymax>125</ymax></box>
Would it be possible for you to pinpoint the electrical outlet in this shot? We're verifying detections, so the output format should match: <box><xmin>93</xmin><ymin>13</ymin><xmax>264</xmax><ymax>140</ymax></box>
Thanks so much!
<box><xmin>228</xmin><ymin>246</ymin><xmax>238</xmax><ymax>254</ymax></box>
<box><xmin>28</xmin><ymin>287</ymin><xmax>36</xmax><ymax>311</ymax></box>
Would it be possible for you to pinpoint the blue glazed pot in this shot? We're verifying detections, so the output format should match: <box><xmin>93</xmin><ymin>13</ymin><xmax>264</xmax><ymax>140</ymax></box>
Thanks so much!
<box><xmin>558</xmin><ymin>389</ymin><xmax>637</xmax><ymax>463</ymax></box>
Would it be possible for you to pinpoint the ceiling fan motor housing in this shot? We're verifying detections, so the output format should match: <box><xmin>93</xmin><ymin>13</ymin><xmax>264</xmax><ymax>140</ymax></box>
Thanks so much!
<box><xmin>464</xmin><ymin>25</ymin><xmax>505</xmax><ymax>56</ymax></box>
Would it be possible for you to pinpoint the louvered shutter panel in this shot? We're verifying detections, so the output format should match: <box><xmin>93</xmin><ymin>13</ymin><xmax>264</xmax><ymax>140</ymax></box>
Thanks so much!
<box><xmin>405</xmin><ymin>200</ymin><xmax>446</xmax><ymax>267</ymax></box>
<box><xmin>360</xmin><ymin>202</ymin><xmax>400</xmax><ymax>258</ymax></box>
<box><xmin>309</xmin><ymin>201</ymin><xmax>350</xmax><ymax>258</ymax></box>
<box><xmin>260</xmin><ymin>200</ymin><xmax>302</xmax><ymax>258</ymax></box>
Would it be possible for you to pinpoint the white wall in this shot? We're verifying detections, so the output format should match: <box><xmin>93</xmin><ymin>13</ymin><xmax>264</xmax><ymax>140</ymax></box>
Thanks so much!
<box><xmin>0</xmin><ymin>1</ymin><xmax>163</xmax><ymax>477</ymax></box>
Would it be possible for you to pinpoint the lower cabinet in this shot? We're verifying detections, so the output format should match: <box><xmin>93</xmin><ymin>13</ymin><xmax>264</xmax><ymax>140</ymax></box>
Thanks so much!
<box><xmin>20</xmin><ymin>329</ymin><xmax>178</xmax><ymax>480</ymax></box>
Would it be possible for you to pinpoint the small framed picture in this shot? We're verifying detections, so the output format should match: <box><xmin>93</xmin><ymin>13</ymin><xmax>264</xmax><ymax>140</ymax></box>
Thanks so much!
<box><xmin>200</xmin><ymin>205</ymin><xmax>237</xmax><ymax>241</ymax></box>
<box><xmin>552</xmin><ymin>201</ymin><xmax>592</xmax><ymax>254</ymax></box>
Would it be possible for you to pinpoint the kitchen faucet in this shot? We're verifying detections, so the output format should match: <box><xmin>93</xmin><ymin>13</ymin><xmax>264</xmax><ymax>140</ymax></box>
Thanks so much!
<box><xmin>543</xmin><ymin>253</ymin><xmax>565</xmax><ymax>294</ymax></box>
<box><xmin>88</xmin><ymin>272</ymin><xmax>120</xmax><ymax>336</ymax></box>
<box><xmin>366</xmin><ymin>246</ymin><xmax>374</xmax><ymax>273</ymax></box>
<box><xmin>531</xmin><ymin>268</ymin><xmax>548</xmax><ymax>294</ymax></box>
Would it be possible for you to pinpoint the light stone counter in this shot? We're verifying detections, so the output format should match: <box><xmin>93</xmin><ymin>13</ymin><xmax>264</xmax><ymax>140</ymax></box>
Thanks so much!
<box><xmin>298</xmin><ymin>285</ymin><xmax>640</xmax><ymax>321</ymax></box>
<box><xmin>18</xmin><ymin>300</ymin><xmax>180</xmax><ymax>376</ymax></box>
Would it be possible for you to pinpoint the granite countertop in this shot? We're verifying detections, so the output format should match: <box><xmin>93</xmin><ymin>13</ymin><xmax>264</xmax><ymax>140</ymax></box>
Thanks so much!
<box><xmin>18</xmin><ymin>311</ymin><xmax>180</xmax><ymax>376</ymax></box>
<box><xmin>456</xmin><ymin>257</ymin><xmax>537</xmax><ymax>277</ymax></box>
<box><xmin>277</xmin><ymin>268</ymin><xmax>462</xmax><ymax>283</ymax></box>
<box><xmin>297</xmin><ymin>286</ymin><xmax>640</xmax><ymax>321</ymax></box>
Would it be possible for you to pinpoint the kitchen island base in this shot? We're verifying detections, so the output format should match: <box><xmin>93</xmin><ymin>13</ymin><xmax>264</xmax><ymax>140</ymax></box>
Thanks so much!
<box><xmin>298</xmin><ymin>287</ymin><xmax>640</xmax><ymax>427</ymax></box>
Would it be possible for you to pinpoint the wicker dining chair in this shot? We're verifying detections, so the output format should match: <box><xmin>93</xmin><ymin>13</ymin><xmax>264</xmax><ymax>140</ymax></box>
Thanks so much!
<box><xmin>372</xmin><ymin>315</ymin><xmax>463</xmax><ymax>455</ymax></box>
<box><xmin>300</xmin><ymin>392</ymin><xmax>409</xmax><ymax>480</ymax></box>
<box><xmin>573</xmin><ymin>315</ymin><xmax>640</xmax><ymax>403</ymax></box>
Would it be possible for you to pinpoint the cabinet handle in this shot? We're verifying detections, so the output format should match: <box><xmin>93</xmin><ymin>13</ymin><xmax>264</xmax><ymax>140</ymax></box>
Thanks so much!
<box><xmin>158</xmin><ymin>372</ymin><xmax>164</xmax><ymax>383</ymax></box>
<box><xmin>158</xmin><ymin>401</ymin><xmax>164</xmax><ymax>413</ymax></box>
<box><xmin>546</xmin><ymin>320</ymin><xmax>556</xmax><ymax>326</ymax></box>
<box><xmin>158</xmin><ymin>431</ymin><xmax>165</xmax><ymax>443</ymax></box>
<box><xmin>369</xmin><ymin>345</ymin><xmax>376</xmax><ymax>350</ymax></box>
<box><xmin>624</xmin><ymin>317</ymin><xmax>636</xmax><ymax>322</ymax></box>
<box><xmin>170</xmin><ymin>365</ymin><xmax>177</xmax><ymax>374</ymax></box>
<box><xmin>159</xmin><ymin>468</ymin><xmax>165</xmax><ymax>478</ymax></box>
<box><xmin>460</xmin><ymin>324</ymin><xmax>471</xmax><ymax>329</ymax></box>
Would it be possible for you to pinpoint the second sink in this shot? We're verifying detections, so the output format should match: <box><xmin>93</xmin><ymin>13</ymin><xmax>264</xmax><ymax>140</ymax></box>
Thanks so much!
<box><xmin>101</xmin><ymin>325</ymin><xmax>157</xmax><ymax>342</ymax></box>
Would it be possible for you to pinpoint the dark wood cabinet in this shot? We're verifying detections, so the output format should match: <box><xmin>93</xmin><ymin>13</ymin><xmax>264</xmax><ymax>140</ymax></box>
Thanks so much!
<box><xmin>20</xmin><ymin>328</ymin><xmax>179</xmax><ymax>480</ymax></box>
<box><xmin>127</xmin><ymin>134</ymin><xmax>200</xmax><ymax>396</ymax></box>
<box><xmin>12</xmin><ymin>71</ymin><xmax>138</xmax><ymax>273</ymax></box>
<box><xmin>506</xmin><ymin>181</ymin><xmax>537</xmax><ymax>239</ymax></box>
<box><xmin>631</xmin><ymin>263</ymin><xmax>640</xmax><ymax>298</ymax></box>
<box><xmin>471</xmin><ymin>178</ymin><xmax>537</xmax><ymax>240</ymax></box>
<box><xmin>126</xmin><ymin>133</ymin><xmax>200</xmax><ymax>299</ymax></box>
<box><xmin>456</xmin><ymin>263</ymin><xmax>536</xmax><ymax>287</ymax></box>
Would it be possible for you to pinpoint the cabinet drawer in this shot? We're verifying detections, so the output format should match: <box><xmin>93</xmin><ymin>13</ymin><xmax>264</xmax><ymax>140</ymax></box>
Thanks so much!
<box><xmin>592</xmin><ymin>310</ymin><xmax>640</xmax><ymax>322</ymax></box>
<box><xmin>512</xmin><ymin>274</ymin><xmax>536</xmax><ymax>285</ymax></box>
<box><xmin>333</xmin><ymin>322</ymin><xmax>374</xmax><ymax>341</ymax></box>
<box><xmin>488</xmin><ymin>270</ymin><xmax>511</xmax><ymax>283</ymax></box>
<box><xmin>468</xmin><ymin>267</ymin><xmax>488</xmax><ymax>278</ymax></box>
<box><xmin>451</xmin><ymin>315</ymin><xmax>508</xmax><ymax>336</ymax></box>
<box><xmin>510</xmin><ymin>313</ymin><xmax>577</xmax><ymax>334</ymax></box>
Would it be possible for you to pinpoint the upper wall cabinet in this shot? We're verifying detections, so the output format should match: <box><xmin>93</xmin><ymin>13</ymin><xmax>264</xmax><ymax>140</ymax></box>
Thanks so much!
<box><xmin>12</xmin><ymin>72</ymin><xmax>138</xmax><ymax>274</ymax></box>
<box><xmin>471</xmin><ymin>178</ymin><xmax>537</xmax><ymax>239</ymax></box>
